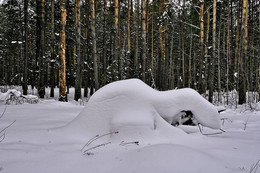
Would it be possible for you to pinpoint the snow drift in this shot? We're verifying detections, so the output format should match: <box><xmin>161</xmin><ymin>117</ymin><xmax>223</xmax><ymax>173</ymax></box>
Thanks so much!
<box><xmin>63</xmin><ymin>79</ymin><xmax>221</xmax><ymax>142</ymax></box>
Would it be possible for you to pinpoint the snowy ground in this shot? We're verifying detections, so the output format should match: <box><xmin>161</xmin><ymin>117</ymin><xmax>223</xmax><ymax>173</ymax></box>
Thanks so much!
<box><xmin>0</xmin><ymin>82</ymin><xmax>260</xmax><ymax>173</ymax></box>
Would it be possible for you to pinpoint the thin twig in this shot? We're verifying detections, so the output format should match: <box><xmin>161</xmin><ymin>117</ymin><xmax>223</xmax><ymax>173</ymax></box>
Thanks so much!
<box><xmin>198</xmin><ymin>124</ymin><xmax>203</xmax><ymax>133</ymax></box>
<box><xmin>220</xmin><ymin>129</ymin><xmax>226</xmax><ymax>133</ymax></box>
<box><xmin>119</xmin><ymin>141</ymin><xmax>139</xmax><ymax>146</ymax></box>
<box><xmin>250</xmin><ymin>160</ymin><xmax>260</xmax><ymax>173</ymax></box>
<box><xmin>80</xmin><ymin>135</ymin><xmax>99</xmax><ymax>151</ymax></box>
<box><xmin>0</xmin><ymin>120</ymin><xmax>16</xmax><ymax>134</ymax></box>
<box><xmin>0</xmin><ymin>106</ymin><xmax>7</xmax><ymax>119</ymax></box>
<box><xmin>81</xmin><ymin>131</ymin><xmax>118</xmax><ymax>151</ymax></box>
<box><xmin>201</xmin><ymin>132</ymin><xmax>223</xmax><ymax>136</ymax></box>
<box><xmin>198</xmin><ymin>124</ymin><xmax>224</xmax><ymax>136</ymax></box>
<box><xmin>83</xmin><ymin>142</ymin><xmax>111</xmax><ymax>155</ymax></box>
<box><xmin>221</xmin><ymin>118</ymin><xmax>232</xmax><ymax>125</ymax></box>
<box><xmin>0</xmin><ymin>133</ymin><xmax>5</xmax><ymax>143</ymax></box>
<box><xmin>243</xmin><ymin>116</ymin><xmax>250</xmax><ymax>131</ymax></box>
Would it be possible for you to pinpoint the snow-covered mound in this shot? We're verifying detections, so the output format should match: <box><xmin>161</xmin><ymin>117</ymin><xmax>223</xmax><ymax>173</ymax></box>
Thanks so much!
<box><xmin>63</xmin><ymin>79</ymin><xmax>221</xmax><ymax>142</ymax></box>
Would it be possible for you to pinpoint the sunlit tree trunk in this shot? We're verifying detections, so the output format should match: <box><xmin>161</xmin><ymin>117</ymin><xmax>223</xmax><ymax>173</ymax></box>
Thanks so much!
<box><xmin>58</xmin><ymin>0</ymin><xmax>67</xmax><ymax>101</ymax></box>
<box><xmin>209</xmin><ymin>0</ymin><xmax>217</xmax><ymax>103</ymax></box>
<box><xmin>198</xmin><ymin>0</ymin><xmax>205</xmax><ymax>93</ymax></box>
<box><xmin>239</xmin><ymin>0</ymin><xmax>248</xmax><ymax>104</ymax></box>
<box><xmin>114</xmin><ymin>0</ymin><xmax>119</xmax><ymax>80</ymax></box>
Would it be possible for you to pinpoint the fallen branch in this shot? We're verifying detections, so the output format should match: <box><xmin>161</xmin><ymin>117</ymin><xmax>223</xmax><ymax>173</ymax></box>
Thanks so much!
<box><xmin>250</xmin><ymin>160</ymin><xmax>260</xmax><ymax>173</ymax></box>
<box><xmin>221</xmin><ymin>118</ymin><xmax>232</xmax><ymax>125</ymax></box>
<box><xmin>0</xmin><ymin>133</ymin><xmax>5</xmax><ymax>143</ymax></box>
<box><xmin>120</xmin><ymin>141</ymin><xmax>139</xmax><ymax>146</ymax></box>
<box><xmin>0</xmin><ymin>106</ymin><xmax>7</xmax><ymax>119</ymax></box>
<box><xmin>198</xmin><ymin>124</ymin><xmax>224</xmax><ymax>136</ymax></box>
<box><xmin>81</xmin><ymin>131</ymin><xmax>118</xmax><ymax>151</ymax></box>
<box><xmin>83</xmin><ymin>142</ymin><xmax>111</xmax><ymax>155</ymax></box>
<box><xmin>243</xmin><ymin>116</ymin><xmax>250</xmax><ymax>131</ymax></box>
<box><xmin>0</xmin><ymin>120</ymin><xmax>16</xmax><ymax>135</ymax></box>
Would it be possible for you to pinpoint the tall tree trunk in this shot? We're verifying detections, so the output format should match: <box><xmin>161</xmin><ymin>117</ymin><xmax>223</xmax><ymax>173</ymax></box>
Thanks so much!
<box><xmin>103</xmin><ymin>0</ymin><xmax>108</xmax><ymax>83</ymax></box>
<box><xmin>239</xmin><ymin>0</ymin><xmax>248</xmax><ymax>104</ymax></box>
<box><xmin>141</xmin><ymin>0</ymin><xmax>147</xmax><ymax>81</ymax></box>
<box><xmin>50</xmin><ymin>0</ymin><xmax>55</xmax><ymax>97</ymax></box>
<box><xmin>235</xmin><ymin>0</ymin><xmax>241</xmax><ymax>80</ymax></box>
<box><xmin>151</xmin><ymin>0</ymin><xmax>155</xmax><ymax>87</ymax></box>
<box><xmin>23</xmin><ymin>0</ymin><xmax>28</xmax><ymax>95</ymax></box>
<box><xmin>127</xmin><ymin>0</ymin><xmax>131</xmax><ymax>78</ymax></box>
<box><xmin>188</xmin><ymin>27</ymin><xmax>193</xmax><ymax>88</ymax></box>
<box><xmin>198</xmin><ymin>0</ymin><xmax>205</xmax><ymax>93</ymax></box>
<box><xmin>217</xmin><ymin>8</ymin><xmax>222</xmax><ymax>104</ymax></box>
<box><xmin>58</xmin><ymin>0</ymin><xmax>67</xmax><ymax>101</ymax></box>
<box><xmin>226</xmin><ymin>0</ymin><xmax>231</xmax><ymax>104</ymax></box>
<box><xmin>91</xmin><ymin>0</ymin><xmax>99</xmax><ymax>90</ymax></box>
<box><xmin>209</xmin><ymin>0</ymin><xmax>216</xmax><ymax>103</ymax></box>
<box><xmin>74</xmin><ymin>0</ymin><xmax>82</xmax><ymax>101</ymax></box>
<box><xmin>134</xmin><ymin>0</ymin><xmax>139</xmax><ymax>78</ymax></box>
<box><xmin>258</xmin><ymin>1</ymin><xmax>260</xmax><ymax>100</ymax></box>
<box><xmin>159</xmin><ymin>0</ymin><xmax>167</xmax><ymax>89</ymax></box>
<box><xmin>84</xmin><ymin>0</ymin><xmax>90</xmax><ymax>97</ymax></box>
<box><xmin>38</xmin><ymin>0</ymin><xmax>46</xmax><ymax>98</ymax></box>
<box><xmin>114</xmin><ymin>0</ymin><xmax>119</xmax><ymax>80</ymax></box>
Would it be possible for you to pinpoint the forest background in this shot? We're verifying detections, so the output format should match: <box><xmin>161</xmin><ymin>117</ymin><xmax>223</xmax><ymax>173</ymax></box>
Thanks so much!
<box><xmin>0</xmin><ymin>0</ymin><xmax>259</xmax><ymax>105</ymax></box>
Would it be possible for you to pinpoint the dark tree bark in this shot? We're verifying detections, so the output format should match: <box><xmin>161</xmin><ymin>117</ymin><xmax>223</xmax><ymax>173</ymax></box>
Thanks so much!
<box><xmin>91</xmin><ymin>0</ymin><xmax>99</xmax><ymax>90</ymax></box>
<box><xmin>74</xmin><ymin>0</ymin><xmax>82</xmax><ymax>101</ymax></box>
<box><xmin>38</xmin><ymin>0</ymin><xmax>46</xmax><ymax>98</ymax></box>
<box><xmin>23</xmin><ymin>0</ymin><xmax>28</xmax><ymax>95</ymax></box>
<box><xmin>50</xmin><ymin>0</ymin><xmax>55</xmax><ymax>98</ymax></box>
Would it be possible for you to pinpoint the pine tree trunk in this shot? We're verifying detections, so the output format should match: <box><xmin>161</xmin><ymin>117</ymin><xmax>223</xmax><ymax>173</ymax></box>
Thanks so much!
<box><xmin>141</xmin><ymin>0</ymin><xmax>147</xmax><ymax>82</ymax></box>
<box><xmin>91</xmin><ymin>0</ymin><xmax>99</xmax><ymax>90</ymax></box>
<box><xmin>134</xmin><ymin>0</ymin><xmax>139</xmax><ymax>78</ymax></box>
<box><xmin>50</xmin><ymin>0</ymin><xmax>55</xmax><ymax>98</ymax></box>
<box><xmin>114</xmin><ymin>0</ymin><xmax>119</xmax><ymax>80</ymax></box>
<box><xmin>258</xmin><ymin>1</ymin><xmax>260</xmax><ymax>101</ymax></box>
<box><xmin>84</xmin><ymin>0</ymin><xmax>90</xmax><ymax>97</ymax></box>
<box><xmin>38</xmin><ymin>0</ymin><xmax>46</xmax><ymax>98</ymax></box>
<box><xmin>74</xmin><ymin>0</ymin><xmax>82</xmax><ymax>101</ymax></box>
<box><xmin>127</xmin><ymin>0</ymin><xmax>131</xmax><ymax>78</ymax></box>
<box><xmin>217</xmin><ymin>10</ymin><xmax>222</xmax><ymax>103</ymax></box>
<box><xmin>23</xmin><ymin>0</ymin><xmax>28</xmax><ymax>95</ymax></box>
<box><xmin>226</xmin><ymin>0</ymin><xmax>231</xmax><ymax>104</ymax></box>
<box><xmin>198</xmin><ymin>0</ymin><xmax>205</xmax><ymax>94</ymax></box>
<box><xmin>58</xmin><ymin>0</ymin><xmax>67</xmax><ymax>101</ymax></box>
<box><xmin>209</xmin><ymin>0</ymin><xmax>216</xmax><ymax>103</ymax></box>
<box><xmin>103</xmin><ymin>0</ymin><xmax>108</xmax><ymax>84</ymax></box>
<box><xmin>239</xmin><ymin>0</ymin><xmax>248</xmax><ymax>104</ymax></box>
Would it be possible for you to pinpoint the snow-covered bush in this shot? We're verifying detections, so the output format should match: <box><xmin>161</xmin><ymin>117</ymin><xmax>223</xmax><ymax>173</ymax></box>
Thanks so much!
<box><xmin>0</xmin><ymin>89</ymin><xmax>38</xmax><ymax>105</ymax></box>
<box><xmin>63</xmin><ymin>79</ymin><xmax>221</xmax><ymax>143</ymax></box>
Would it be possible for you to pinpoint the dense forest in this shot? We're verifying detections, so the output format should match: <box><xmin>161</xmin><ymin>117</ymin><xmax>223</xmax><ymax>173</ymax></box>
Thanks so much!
<box><xmin>0</xmin><ymin>0</ymin><xmax>259</xmax><ymax>104</ymax></box>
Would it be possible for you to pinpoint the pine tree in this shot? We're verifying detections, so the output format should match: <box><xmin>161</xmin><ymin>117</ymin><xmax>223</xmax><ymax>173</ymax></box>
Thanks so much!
<box><xmin>58</xmin><ymin>0</ymin><xmax>67</xmax><ymax>101</ymax></box>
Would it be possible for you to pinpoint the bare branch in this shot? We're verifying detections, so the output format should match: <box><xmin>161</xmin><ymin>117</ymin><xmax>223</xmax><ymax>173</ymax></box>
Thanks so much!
<box><xmin>81</xmin><ymin>131</ymin><xmax>118</xmax><ymax>151</ymax></box>
<box><xmin>0</xmin><ymin>120</ymin><xmax>16</xmax><ymax>134</ymax></box>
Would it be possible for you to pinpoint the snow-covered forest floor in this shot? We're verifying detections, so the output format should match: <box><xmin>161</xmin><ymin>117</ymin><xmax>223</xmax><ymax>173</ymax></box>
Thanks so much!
<box><xmin>0</xmin><ymin>85</ymin><xmax>260</xmax><ymax>173</ymax></box>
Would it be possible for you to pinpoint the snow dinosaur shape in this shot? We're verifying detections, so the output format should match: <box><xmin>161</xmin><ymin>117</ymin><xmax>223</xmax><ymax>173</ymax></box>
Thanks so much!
<box><xmin>64</xmin><ymin>79</ymin><xmax>221</xmax><ymax>142</ymax></box>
